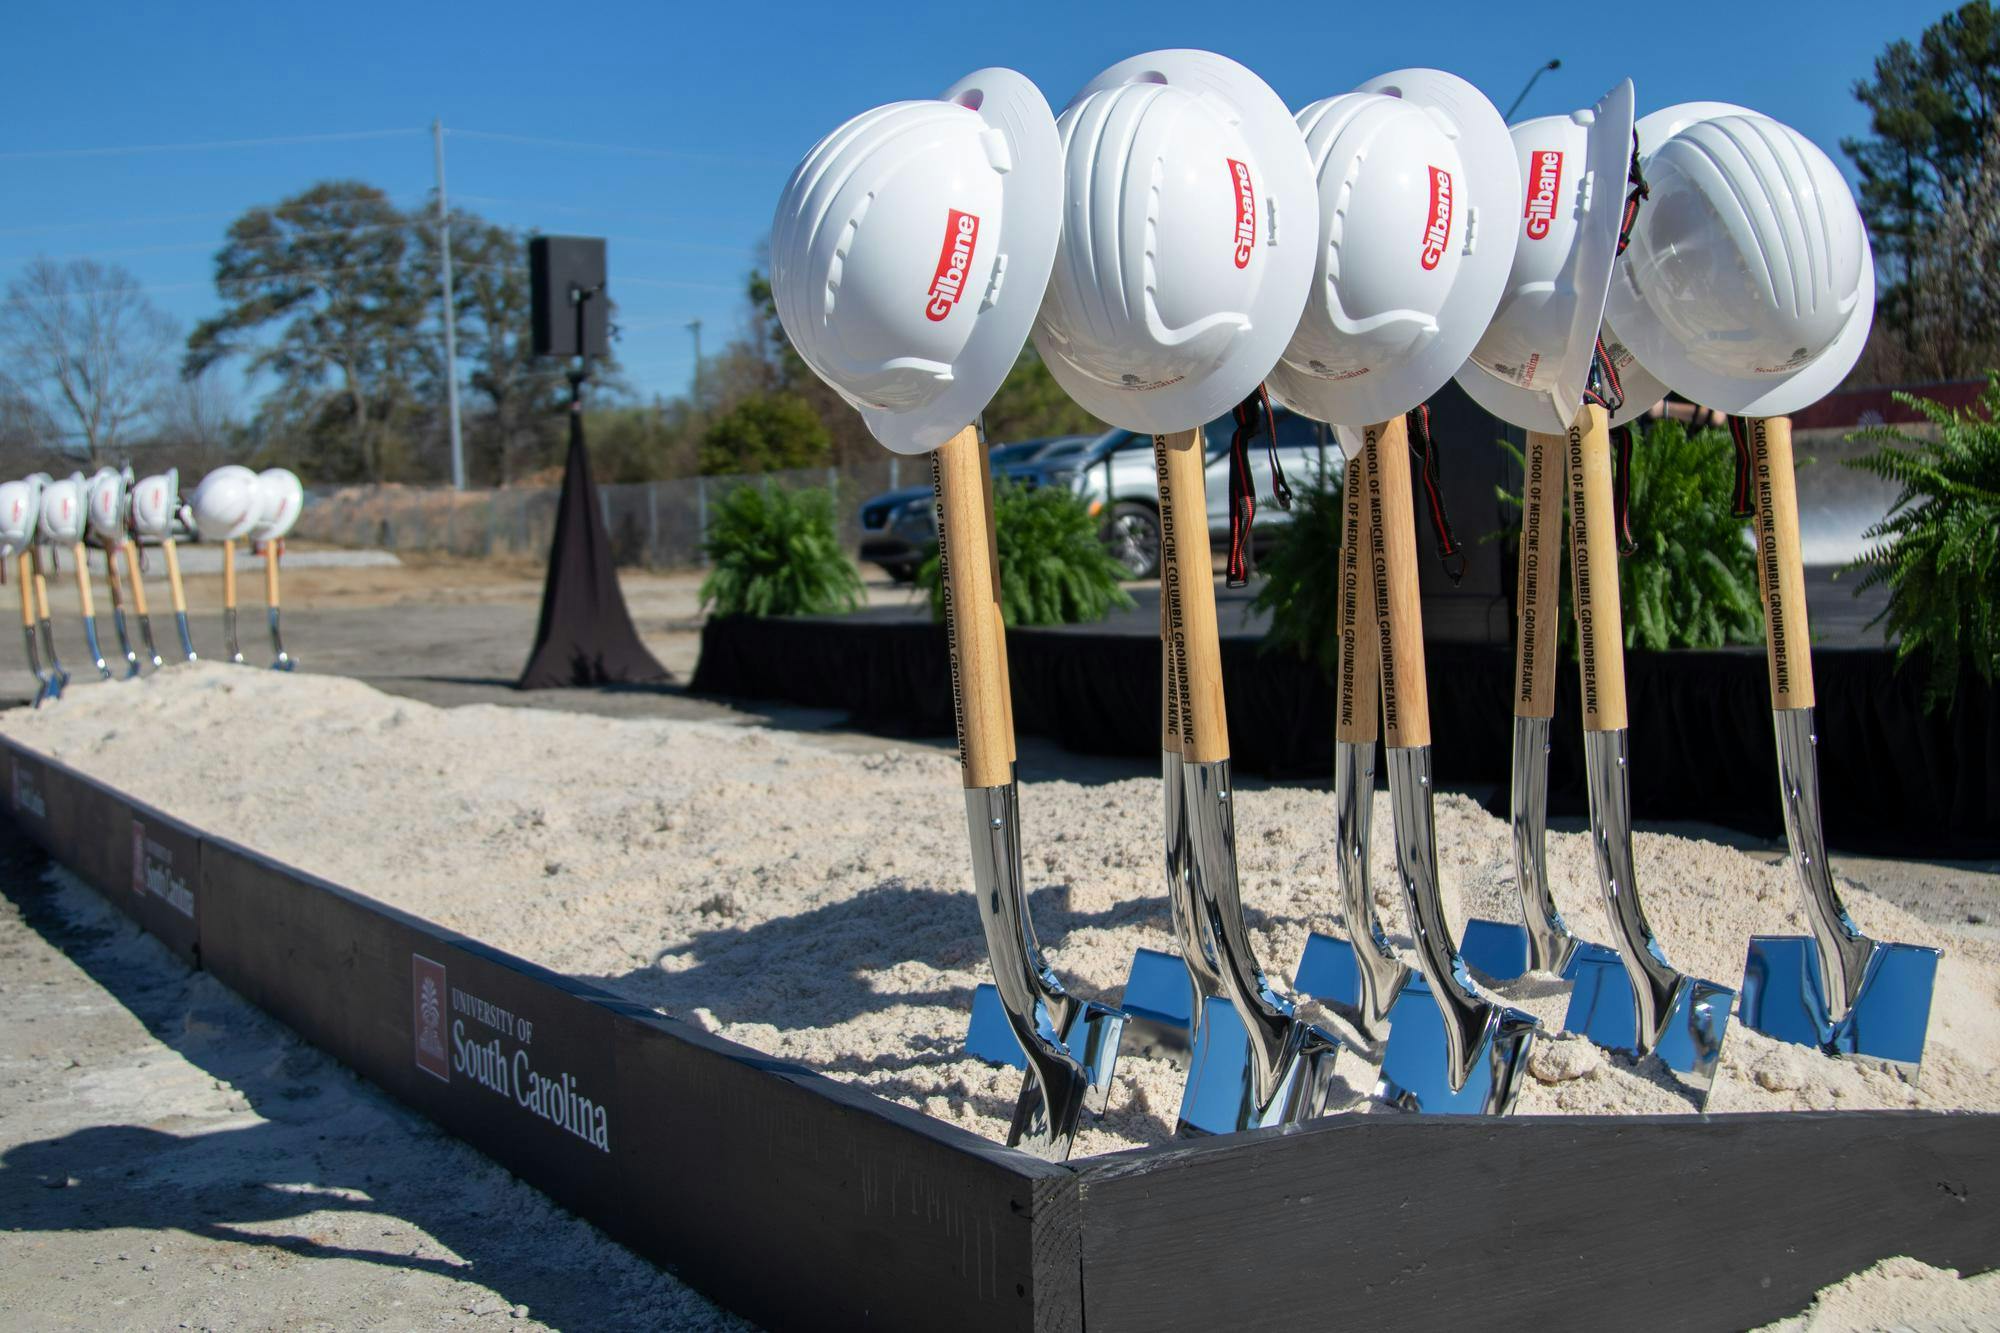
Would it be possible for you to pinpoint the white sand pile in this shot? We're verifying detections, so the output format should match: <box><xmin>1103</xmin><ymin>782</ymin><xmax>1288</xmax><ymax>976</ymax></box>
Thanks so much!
<box><xmin>4</xmin><ymin>665</ymin><xmax>1995</xmax><ymax>1158</ymax></box>
<box><xmin>1757</xmin><ymin>1256</ymin><xmax>2000</xmax><ymax>1331</ymax></box>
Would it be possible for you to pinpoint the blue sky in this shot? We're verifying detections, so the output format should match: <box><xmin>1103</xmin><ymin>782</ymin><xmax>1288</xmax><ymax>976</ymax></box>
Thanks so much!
<box><xmin>0</xmin><ymin>0</ymin><xmax>1943</xmax><ymax>413</ymax></box>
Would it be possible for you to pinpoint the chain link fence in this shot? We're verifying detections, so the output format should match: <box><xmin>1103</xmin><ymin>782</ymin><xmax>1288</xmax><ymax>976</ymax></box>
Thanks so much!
<box><xmin>294</xmin><ymin>458</ymin><xmax>919</xmax><ymax>568</ymax></box>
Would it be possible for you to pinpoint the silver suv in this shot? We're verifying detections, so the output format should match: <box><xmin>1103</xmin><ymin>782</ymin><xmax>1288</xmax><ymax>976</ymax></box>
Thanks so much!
<box><xmin>1068</xmin><ymin>407</ymin><xmax>1341</xmax><ymax>579</ymax></box>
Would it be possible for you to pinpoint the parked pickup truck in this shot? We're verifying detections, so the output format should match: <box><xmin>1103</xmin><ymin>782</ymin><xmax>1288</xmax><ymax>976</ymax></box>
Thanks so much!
<box><xmin>1068</xmin><ymin>406</ymin><xmax>1341</xmax><ymax>579</ymax></box>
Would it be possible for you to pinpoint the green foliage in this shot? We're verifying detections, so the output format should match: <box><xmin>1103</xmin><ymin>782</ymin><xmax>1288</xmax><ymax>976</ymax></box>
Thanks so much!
<box><xmin>698</xmin><ymin>484</ymin><xmax>864</xmax><ymax>618</ymax></box>
<box><xmin>1497</xmin><ymin>419</ymin><xmax>1762</xmax><ymax>652</ymax></box>
<box><xmin>698</xmin><ymin>391</ymin><xmax>830</xmax><ymax>475</ymax></box>
<box><xmin>1844</xmin><ymin>4</ymin><xmax>2000</xmax><ymax>346</ymax></box>
<box><xmin>981</xmin><ymin>345</ymin><xmax>1106</xmax><ymax>444</ymax></box>
<box><xmin>917</xmin><ymin>478</ymin><xmax>1134</xmax><ymax>627</ymax></box>
<box><xmin>1250</xmin><ymin>473</ymin><xmax>1346</xmax><ymax>672</ymax></box>
<box><xmin>1845</xmin><ymin>375</ymin><xmax>2000</xmax><ymax>709</ymax></box>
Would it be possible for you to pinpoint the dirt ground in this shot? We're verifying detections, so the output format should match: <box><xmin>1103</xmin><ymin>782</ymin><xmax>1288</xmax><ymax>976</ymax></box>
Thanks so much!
<box><xmin>0</xmin><ymin>823</ymin><xmax>750</xmax><ymax>1332</ymax></box>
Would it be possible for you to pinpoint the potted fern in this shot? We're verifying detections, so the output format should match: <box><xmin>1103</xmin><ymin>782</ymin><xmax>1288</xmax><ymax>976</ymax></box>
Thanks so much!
<box><xmin>698</xmin><ymin>484</ymin><xmax>865</xmax><ymax>618</ymax></box>
<box><xmin>917</xmin><ymin>479</ymin><xmax>1134</xmax><ymax>625</ymax></box>
<box><xmin>1845</xmin><ymin>375</ymin><xmax>2000</xmax><ymax>710</ymax></box>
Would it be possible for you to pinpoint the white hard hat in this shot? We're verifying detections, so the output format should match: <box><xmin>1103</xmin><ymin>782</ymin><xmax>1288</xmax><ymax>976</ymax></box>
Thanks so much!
<box><xmin>190</xmin><ymin>465</ymin><xmax>262</xmax><ymax>541</ymax></box>
<box><xmin>1455</xmin><ymin>81</ymin><xmax>1636</xmax><ymax>434</ymax></box>
<box><xmin>38</xmin><ymin>474</ymin><xmax>84</xmax><ymax>544</ymax></box>
<box><xmin>770</xmin><ymin>67</ymin><xmax>1061</xmax><ymax>455</ymax></box>
<box><xmin>0</xmin><ymin>479</ymin><xmax>39</xmax><ymax>554</ymax></box>
<box><xmin>1603</xmin><ymin>108</ymin><xmax>1873</xmax><ymax>418</ymax></box>
<box><xmin>1268</xmin><ymin>68</ymin><xmax>1519</xmax><ymax>430</ymax></box>
<box><xmin>1032</xmin><ymin>50</ymin><xmax>1317</xmax><ymax>433</ymax></box>
<box><xmin>130</xmin><ymin>470</ymin><xmax>180</xmax><ymax>540</ymax></box>
<box><xmin>249</xmin><ymin>468</ymin><xmax>304</xmax><ymax>543</ymax></box>
<box><xmin>86</xmin><ymin>468</ymin><xmax>129</xmax><ymax>544</ymax></box>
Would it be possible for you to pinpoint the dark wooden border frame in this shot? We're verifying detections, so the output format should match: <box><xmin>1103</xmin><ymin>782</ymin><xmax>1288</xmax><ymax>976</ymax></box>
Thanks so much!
<box><xmin>7</xmin><ymin>735</ymin><xmax>1996</xmax><ymax>1331</ymax></box>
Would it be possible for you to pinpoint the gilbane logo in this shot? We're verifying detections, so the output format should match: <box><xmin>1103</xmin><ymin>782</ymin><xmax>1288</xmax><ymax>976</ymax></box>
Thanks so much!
<box><xmin>1524</xmin><ymin>149</ymin><xmax>1564</xmax><ymax>240</ymax></box>
<box><xmin>1228</xmin><ymin>158</ymin><xmax>1256</xmax><ymax>268</ymax></box>
<box><xmin>925</xmin><ymin>209</ymin><xmax>980</xmax><ymax>322</ymax></box>
<box><xmin>1421</xmin><ymin>166</ymin><xmax>1453</xmax><ymax>271</ymax></box>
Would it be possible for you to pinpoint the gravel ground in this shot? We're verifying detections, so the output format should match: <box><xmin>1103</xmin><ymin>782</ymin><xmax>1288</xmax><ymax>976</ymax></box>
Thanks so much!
<box><xmin>0</xmin><ymin>832</ymin><xmax>749</xmax><ymax>1332</ymax></box>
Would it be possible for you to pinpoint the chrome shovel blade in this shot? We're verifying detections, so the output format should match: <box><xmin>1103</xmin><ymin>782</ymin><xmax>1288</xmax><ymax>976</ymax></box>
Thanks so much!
<box><xmin>223</xmin><ymin>607</ymin><xmax>246</xmax><ymax>665</ymax></box>
<box><xmin>1176</xmin><ymin>995</ymin><xmax>1344</xmax><ymax>1136</ymax></box>
<box><xmin>269</xmin><ymin>607</ymin><xmax>296</xmax><ymax>671</ymax></box>
<box><xmin>110</xmin><ymin>608</ymin><xmax>140</xmax><ymax>677</ymax></box>
<box><xmin>1460</xmin><ymin>919</ymin><xmax>1534</xmax><ymax>984</ymax></box>
<box><xmin>82</xmin><ymin>615</ymin><xmax>113</xmax><ymax>679</ymax></box>
<box><xmin>1374</xmin><ymin>976</ymin><xmax>1540</xmax><ymax>1115</ymax></box>
<box><xmin>23</xmin><ymin>627</ymin><xmax>53</xmax><ymax>708</ymax></box>
<box><xmin>134</xmin><ymin>613</ymin><xmax>165</xmax><ymax>670</ymax></box>
<box><xmin>1565</xmin><ymin>944</ymin><xmax>1735</xmax><ymax>1102</ymax></box>
<box><xmin>1117</xmin><ymin>946</ymin><xmax>1198</xmax><ymax>1061</ymax></box>
<box><xmin>39</xmin><ymin>619</ymin><xmax>68</xmax><ymax>695</ymax></box>
<box><xmin>173</xmin><ymin>611</ymin><xmax>198</xmax><ymax>662</ymax></box>
<box><xmin>965</xmin><ymin>981</ymin><xmax>1127</xmax><ymax>1116</ymax></box>
<box><xmin>1741</xmin><ymin>934</ymin><xmax>1940</xmax><ymax>1080</ymax></box>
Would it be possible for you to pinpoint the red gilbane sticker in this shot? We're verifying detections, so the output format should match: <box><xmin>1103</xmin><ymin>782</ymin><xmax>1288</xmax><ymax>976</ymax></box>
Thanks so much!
<box><xmin>1524</xmin><ymin>149</ymin><xmax>1564</xmax><ymax>240</ymax></box>
<box><xmin>1229</xmin><ymin>158</ymin><xmax>1256</xmax><ymax>268</ymax></box>
<box><xmin>925</xmin><ymin>209</ymin><xmax>980</xmax><ymax>322</ymax></box>
<box><xmin>1421</xmin><ymin>166</ymin><xmax>1452</xmax><ymax>271</ymax></box>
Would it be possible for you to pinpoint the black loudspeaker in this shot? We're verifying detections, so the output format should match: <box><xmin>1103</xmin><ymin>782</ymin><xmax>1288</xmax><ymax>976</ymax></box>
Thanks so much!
<box><xmin>529</xmin><ymin>235</ymin><xmax>610</xmax><ymax>359</ymax></box>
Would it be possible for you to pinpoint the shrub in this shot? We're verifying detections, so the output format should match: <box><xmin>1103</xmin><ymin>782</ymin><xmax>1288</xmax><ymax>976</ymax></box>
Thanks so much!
<box><xmin>1497</xmin><ymin>418</ymin><xmax>1762</xmax><ymax>652</ymax></box>
<box><xmin>917</xmin><ymin>478</ymin><xmax>1134</xmax><ymax>626</ymax></box>
<box><xmin>1845</xmin><ymin>374</ymin><xmax>2000</xmax><ymax>710</ymax></box>
<box><xmin>1250</xmin><ymin>472</ymin><xmax>1346</xmax><ymax>672</ymax></box>
<box><xmin>698</xmin><ymin>483</ymin><xmax>863</xmax><ymax>618</ymax></box>
<box><xmin>698</xmin><ymin>391</ymin><xmax>831</xmax><ymax>475</ymax></box>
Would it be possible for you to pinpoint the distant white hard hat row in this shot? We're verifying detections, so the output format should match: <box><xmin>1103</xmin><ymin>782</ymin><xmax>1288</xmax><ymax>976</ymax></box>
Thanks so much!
<box><xmin>770</xmin><ymin>54</ymin><xmax>1873</xmax><ymax>457</ymax></box>
<box><xmin>0</xmin><ymin>465</ymin><xmax>303</xmax><ymax>554</ymax></box>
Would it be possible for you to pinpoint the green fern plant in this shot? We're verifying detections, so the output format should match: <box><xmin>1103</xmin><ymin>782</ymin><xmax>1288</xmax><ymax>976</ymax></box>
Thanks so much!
<box><xmin>698</xmin><ymin>483</ymin><xmax>864</xmax><ymax>617</ymax></box>
<box><xmin>1844</xmin><ymin>374</ymin><xmax>2000</xmax><ymax>711</ymax></box>
<box><xmin>917</xmin><ymin>478</ymin><xmax>1134</xmax><ymax>626</ymax></box>
<box><xmin>1250</xmin><ymin>473</ymin><xmax>1346</xmax><ymax>671</ymax></box>
<box><xmin>1496</xmin><ymin>418</ymin><xmax>1762</xmax><ymax>651</ymax></box>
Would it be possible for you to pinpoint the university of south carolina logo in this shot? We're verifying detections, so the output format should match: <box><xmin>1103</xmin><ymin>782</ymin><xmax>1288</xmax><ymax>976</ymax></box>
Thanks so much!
<box><xmin>413</xmin><ymin>954</ymin><xmax>450</xmax><ymax>1082</ymax></box>
<box><xmin>1524</xmin><ymin>149</ymin><xmax>1564</xmax><ymax>240</ymax></box>
<box><xmin>1228</xmin><ymin>158</ymin><xmax>1256</xmax><ymax>268</ymax></box>
<box><xmin>925</xmin><ymin>209</ymin><xmax>980</xmax><ymax>322</ymax></box>
<box><xmin>1421</xmin><ymin>166</ymin><xmax>1453</xmax><ymax>271</ymax></box>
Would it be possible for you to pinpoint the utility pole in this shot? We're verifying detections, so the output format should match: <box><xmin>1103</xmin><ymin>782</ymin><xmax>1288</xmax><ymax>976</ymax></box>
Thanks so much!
<box><xmin>686</xmin><ymin>318</ymin><xmax>703</xmax><ymax>416</ymax></box>
<box><xmin>433</xmin><ymin>118</ymin><xmax>466</xmax><ymax>490</ymax></box>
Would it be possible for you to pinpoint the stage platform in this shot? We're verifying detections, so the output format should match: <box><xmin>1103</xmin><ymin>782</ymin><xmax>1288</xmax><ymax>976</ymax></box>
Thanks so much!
<box><xmin>692</xmin><ymin>571</ymin><xmax>1994</xmax><ymax>857</ymax></box>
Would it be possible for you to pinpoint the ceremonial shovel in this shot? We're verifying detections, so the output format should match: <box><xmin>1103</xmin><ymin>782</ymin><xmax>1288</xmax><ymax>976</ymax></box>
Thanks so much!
<box><xmin>31</xmin><ymin>545</ymin><xmax>68</xmax><ymax>700</ymax></box>
<box><xmin>160</xmin><ymin>532</ymin><xmax>198</xmax><ymax>662</ymax></box>
<box><xmin>1733</xmin><ymin>415</ymin><xmax>1939</xmax><ymax>1076</ymax></box>
<box><xmin>219</xmin><ymin>539</ymin><xmax>247</xmax><ymax>665</ymax></box>
<box><xmin>945</xmin><ymin>428</ymin><xmax>1126</xmax><ymax>1159</ymax></box>
<box><xmin>120</xmin><ymin>540</ymin><xmax>166</xmax><ymax>670</ymax></box>
<box><xmin>99</xmin><ymin>543</ymin><xmax>141</xmax><ymax>676</ymax></box>
<box><xmin>262</xmin><ymin>540</ymin><xmax>297</xmax><ymax>670</ymax></box>
<box><xmin>1158</xmin><ymin>425</ymin><xmax>1346</xmax><ymax>1135</ymax></box>
<box><xmin>16</xmin><ymin>551</ymin><xmax>53</xmax><ymax>705</ymax></box>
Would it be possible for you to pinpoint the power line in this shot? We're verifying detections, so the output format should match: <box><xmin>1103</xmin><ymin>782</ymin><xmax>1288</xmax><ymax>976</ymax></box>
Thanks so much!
<box><xmin>0</xmin><ymin>128</ymin><xmax>425</xmax><ymax>161</ymax></box>
<box><xmin>444</xmin><ymin>127</ymin><xmax>785</xmax><ymax>167</ymax></box>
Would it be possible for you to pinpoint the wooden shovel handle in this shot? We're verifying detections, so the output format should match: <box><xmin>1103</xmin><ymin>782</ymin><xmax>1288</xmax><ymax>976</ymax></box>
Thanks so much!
<box><xmin>1155</xmin><ymin>429</ymin><xmax>1229</xmax><ymax>764</ymax></box>
<box><xmin>123</xmin><ymin>541</ymin><xmax>150</xmax><ymax>617</ymax></box>
<box><xmin>1364</xmin><ymin>418</ymin><xmax>1430</xmax><ymax>749</ymax></box>
<box><xmin>1335</xmin><ymin>439</ymin><xmax>1381</xmax><ymax>745</ymax></box>
<box><xmin>1514</xmin><ymin>431</ymin><xmax>1562</xmax><ymax>720</ymax></box>
<box><xmin>976</xmin><ymin>444</ymin><xmax>1014</xmax><ymax>765</ymax></box>
<box><xmin>932</xmin><ymin>425</ymin><xmax>1010</xmax><ymax>789</ymax></box>
<box><xmin>1565</xmin><ymin>403</ymin><xmax>1629</xmax><ymax>731</ymax></box>
<box><xmin>1745</xmin><ymin>415</ymin><xmax>1815</xmax><ymax>710</ymax></box>
<box><xmin>32</xmin><ymin>548</ymin><xmax>51</xmax><ymax>622</ymax></box>
<box><xmin>101</xmin><ymin>543</ymin><xmax>123</xmax><ymax>611</ymax></box>
<box><xmin>265</xmin><ymin>543</ymin><xmax>281</xmax><ymax>610</ymax></box>
<box><xmin>71</xmin><ymin>543</ymin><xmax>94</xmax><ymax>619</ymax></box>
<box><xmin>221</xmin><ymin>539</ymin><xmax>237</xmax><ymax>610</ymax></box>
<box><xmin>17</xmin><ymin>553</ymin><xmax>34</xmax><ymax>628</ymax></box>
<box><xmin>162</xmin><ymin>539</ymin><xmax>188</xmax><ymax>615</ymax></box>
<box><xmin>1161</xmin><ymin>591</ymin><xmax>1181</xmax><ymax>751</ymax></box>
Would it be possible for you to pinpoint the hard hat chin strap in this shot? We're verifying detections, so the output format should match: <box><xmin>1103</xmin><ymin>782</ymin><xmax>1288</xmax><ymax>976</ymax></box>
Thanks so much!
<box><xmin>1223</xmin><ymin>384</ymin><xmax>1290</xmax><ymax>589</ymax></box>
<box><xmin>1403</xmin><ymin>403</ymin><xmax>1465</xmax><ymax>587</ymax></box>
<box><xmin>1584</xmin><ymin>337</ymin><xmax>1639</xmax><ymax>558</ymax></box>
<box><xmin>1726</xmin><ymin>416</ymin><xmax>1757</xmax><ymax>519</ymax></box>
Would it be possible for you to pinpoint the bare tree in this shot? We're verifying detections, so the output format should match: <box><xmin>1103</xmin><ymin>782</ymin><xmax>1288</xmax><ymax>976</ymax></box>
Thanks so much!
<box><xmin>1905</xmin><ymin>114</ymin><xmax>2000</xmax><ymax>380</ymax></box>
<box><xmin>0</xmin><ymin>257</ymin><xmax>178</xmax><ymax>466</ymax></box>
